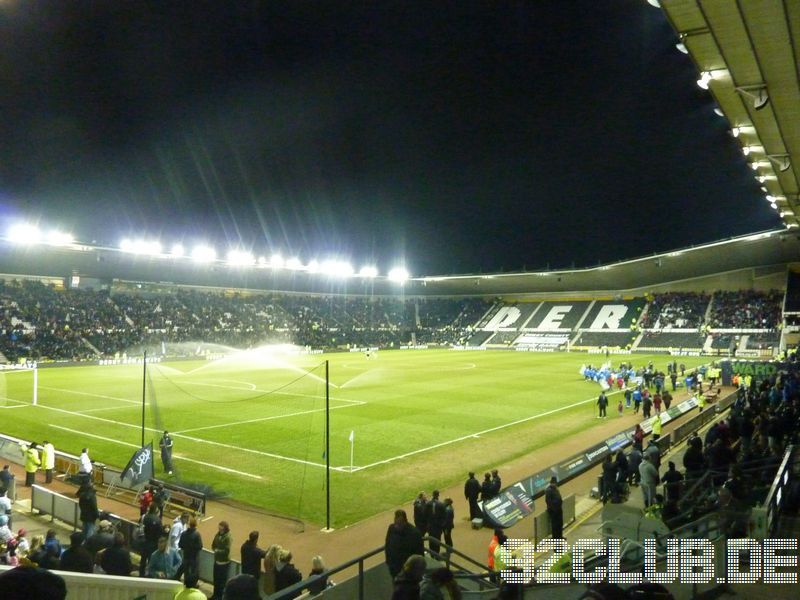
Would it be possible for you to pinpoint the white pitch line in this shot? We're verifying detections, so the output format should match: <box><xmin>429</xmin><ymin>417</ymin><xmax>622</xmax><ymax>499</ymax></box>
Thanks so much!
<box><xmin>180</xmin><ymin>380</ymin><xmax>258</xmax><ymax>391</ymax></box>
<box><xmin>30</xmin><ymin>402</ymin><xmax>346</xmax><ymax>472</ymax></box>
<box><xmin>50</xmin><ymin>425</ymin><xmax>264</xmax><ymax>480</ymax></box>
<box><xmin>351</xmin><ymin>387</ymin><xmax>626</xmax><ymax>472</ymax></box>
<box><xmin>173</xmin><ymin>401</ymin><xmax>364</xmax><ymax>434</ymax></box>
<box><xmin>40</xmin><ymin>386</ymin><xmax>140</xmax><ymax>405</ymax></box>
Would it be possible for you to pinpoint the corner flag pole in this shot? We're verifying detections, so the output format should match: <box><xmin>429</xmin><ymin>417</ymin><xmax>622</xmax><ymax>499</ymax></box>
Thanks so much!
<box><xmin>349</xmin><ymin>430</ymin><xmax>354</xmax><ymax>473</ymax></box>
<box><xmin>141</xmin><ymin>350</ymin><xmax>147</xmax><ymax>448</ymax></box>
<box><xmin>325</xmin><ymin>360</ymin><xmax>331</xmax><ymax>531</ymax></box>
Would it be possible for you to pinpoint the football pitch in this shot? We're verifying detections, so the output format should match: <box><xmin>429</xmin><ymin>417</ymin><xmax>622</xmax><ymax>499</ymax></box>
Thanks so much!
<box><xmin>0</xmin><ymin>349</ymin><xmax>707</xmax><ymax>526</ymax></box>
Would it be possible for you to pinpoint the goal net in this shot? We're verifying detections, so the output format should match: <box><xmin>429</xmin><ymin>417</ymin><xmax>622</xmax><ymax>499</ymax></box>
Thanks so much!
<box><xmin>0</xmin><ymin>365</ymin><xmax>37</xmax><ymax>408</ymax></box>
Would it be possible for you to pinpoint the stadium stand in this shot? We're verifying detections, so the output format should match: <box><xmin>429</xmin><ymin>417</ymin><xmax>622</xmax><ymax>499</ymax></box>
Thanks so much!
<box><xmin>0</xmin><ymin>279</ymin><xmax>492</xmax><ymax>361</ymax></box>
<box><xmin>637</xmin><ymin>331</ymin><xmax>706</xmax><ymax>351</ymax></box>
<box><xmin>574</xmin><ymin>331</ymin><xmax>637</xmax><ymax>348</ymax></box>
<box><xmin>708</xmin><ymin>290</ymin><xmax>783</xmax><ymax>329</ymax></box>
<box><xmin>637</xmin><ymin>292</ymin><xmax>710</xmax><ymax>329</ymax></box>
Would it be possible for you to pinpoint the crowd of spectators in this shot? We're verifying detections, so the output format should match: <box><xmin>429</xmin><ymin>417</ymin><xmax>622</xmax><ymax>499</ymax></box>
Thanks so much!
<box><xmin>637</xmin><ymin>292</ymin><xmax>711</xmax><ymax>329</ymax></box>
<box><xmin>612</xmin><ymin>356</ymin><xmax>800</xmax><ymax>538</ymax></box>
<box><xmin>0</xmin><ymin>279</ymin><xmax>489</xmax><ymax>362</ymax></box>
<box><xmin>708</xmin><ymin>289</ymin><xmax>783</xmax><ymax>329</ymax></box>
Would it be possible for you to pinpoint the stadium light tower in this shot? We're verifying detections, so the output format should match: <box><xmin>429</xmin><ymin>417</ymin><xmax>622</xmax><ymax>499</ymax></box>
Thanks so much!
<box><xmin>170</xmin><ymin>243</ymin><xmax>185</xmax><ymax>257</ymax></box>
<box><xmin>322</xmin><ymin>260</ymin><xmax>354</xmax><ymax>278</ymax></box>
<box><xmin>285</xmin><ymin>257</ymin><xmax>302</xmax><ymax>270</ymax></box>
<box><xmin>45</xmin><ymin>230</ymin><xmax>74</xmax><ymax>246</ymax></box>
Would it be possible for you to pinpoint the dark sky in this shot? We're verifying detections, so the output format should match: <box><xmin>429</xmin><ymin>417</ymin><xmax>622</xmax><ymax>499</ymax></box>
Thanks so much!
<box><xmin>0</xmin><ymin>0</ymin><xmax>781</xmax><ymax>276</ymax></box>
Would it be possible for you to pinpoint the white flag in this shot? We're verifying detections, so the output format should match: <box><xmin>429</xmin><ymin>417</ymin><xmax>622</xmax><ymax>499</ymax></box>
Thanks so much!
<box><xmin>349</xmin><ymin>430</ymin><xmax>355</xmax><ymax>443</ymax></box>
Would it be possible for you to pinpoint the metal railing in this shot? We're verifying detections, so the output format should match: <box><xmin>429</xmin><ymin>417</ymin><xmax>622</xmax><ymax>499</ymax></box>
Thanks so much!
<box><xmin>269</xmin><ymin>537</ymin><xmax>498</xmax><ymax>600</ymax></box>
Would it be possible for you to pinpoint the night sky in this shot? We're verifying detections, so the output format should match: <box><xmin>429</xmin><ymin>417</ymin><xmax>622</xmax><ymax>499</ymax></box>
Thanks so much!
<box><xmin>0</xmin><ymin>1</ymin><xmax>781</xmax><ymax>276</ymax></box>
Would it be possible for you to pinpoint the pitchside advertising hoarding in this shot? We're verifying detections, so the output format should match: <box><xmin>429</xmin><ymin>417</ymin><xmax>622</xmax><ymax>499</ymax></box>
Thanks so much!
<box><xmin>481</xmin><ymin>482</ymin><xmax>535</xmax><ymax>528</ymax></box>
<box><xmin>720</xmin><ymin>359</ymin><xmax>798</xmax><ymax>386</ymax></box>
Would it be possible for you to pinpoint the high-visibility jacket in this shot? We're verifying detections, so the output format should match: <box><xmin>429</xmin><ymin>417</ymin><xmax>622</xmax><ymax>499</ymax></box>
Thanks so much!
<box><xmin>24</xmin><ymin>447</ymin><xmax>41</xmax><ymax>474</ymax></box>
<box><xmin>42</xmin><ymin>443</ymin><xmax>55</xmax><ymax>470</ymax></box>
<box><xmin>488</xmin><ymin>535</ymin><xmax>499</xmax><ymax>570</ymax></box>
<box><xmin>652</xmin><ymin>417</ymin><xmax>662</xmax><ymax>437</ymax></box>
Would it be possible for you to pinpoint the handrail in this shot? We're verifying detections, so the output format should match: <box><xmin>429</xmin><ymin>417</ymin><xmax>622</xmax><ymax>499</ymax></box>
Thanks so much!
<box><xmin>268</xmin><ymin>545</ymin><xmax>386</xmax><ymax>600</ymax></box>
<box><xmin>268</xmin><ymin>538</ymin><xmax>498</xmax><ymax>600</ymax></box>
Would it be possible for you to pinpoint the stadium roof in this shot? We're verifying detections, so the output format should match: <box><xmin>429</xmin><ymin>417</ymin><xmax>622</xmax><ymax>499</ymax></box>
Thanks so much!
<box><xmin>660</xmin><ymin>0</ymin><xmax>799</xmax><ymax>228</ymax></box>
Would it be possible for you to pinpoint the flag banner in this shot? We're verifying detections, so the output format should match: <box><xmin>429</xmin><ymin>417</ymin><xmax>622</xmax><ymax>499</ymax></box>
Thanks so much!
<box><xmin>122</xmin><ymin>442</ymin><xmax>154</xmax><ymax>486</ymax></box>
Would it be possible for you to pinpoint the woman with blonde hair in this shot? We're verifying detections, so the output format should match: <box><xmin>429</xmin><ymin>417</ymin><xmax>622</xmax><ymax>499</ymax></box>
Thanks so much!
<box><xmin>261</xmin><ymin>544</ymin><xmax>282</xmax><ymax>595</ymax></box>
<box><xmin>307</xmin><ymin>555</ymin><xmax>330</xmax><ymax>595</ymax></box>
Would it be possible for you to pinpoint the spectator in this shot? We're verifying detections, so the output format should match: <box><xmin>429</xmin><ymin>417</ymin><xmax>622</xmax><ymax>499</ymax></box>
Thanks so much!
<box><xmin>169</xmin><ymin>512</ymin><xmax>189</xmax><ymax>553</ymax></box>
<box><xmin>413</xmin><ymin>492</ymin><xmax>428</xmax><ymax>536</ymax></box>
<box><xmin>100</xmin><ymin>531</ymin><xmax>133</xmax><ymax>577</ymax></box>
<box><xmin>464</xmin><ymin>472</ymin><xmax>481</xmax><ymax>521</ymax></box>
<box><xmin>0</xmin><ymin>566</ymin><xmax>67</xmax><ymax>600</ymax></box>
<box><xmin>545</xmin><ymin>477</ymin><xmax>563</xmax><ymax>539</ymax></box>
<box><xmin>59</xmin><ymin>531</ymin><xmax>93</xmax><ymax>573</ymax></box>
<box><xmin>240</xmin><ymin>530</ymin><xmax>265</xmax><ymax>579</ymax></box>
<box><xmin>0</xmin><ymin>489</ymin><xmax>11</xmax><ymax>529</ymax></box>
<box><xmin>262</xmin><ymin>544</ymin><xmax>283</xmax><ymax>595</ymax></box>
<box><xmin>76</xmin><ymin>480</ymin><xmax>99</xmax><ymax>539</ymax></box>
<box><xmin>385</xmin><ymin>509</ymin><xmax>424</xmax><ymax>579</ymax></box>
<box><xmin>392</xmin><ymin>554</ymin><xmax>426</xmax><ymax>600</ymax></box>
<box><xmin>442</xmin><ymin>498</ymin><xmax>455</xmax><ymax>553</ymax></box>
<box><xmin>661</xmin><ymin>461</ymin><xmax>684</xmax><ymax>504</ymax></box>
<box><xmin>78</xmin><ymin>448</ymin><xmax>93</xmax><ymax>483</ymax></box>
<box><xmin>306</xmin><ymin>555</ymin><xmax>330</xmax><ymax>595</ymax></box>
<box><xmin>211</xmin><ymin>521</ymin><xmax>232</xmax><ymax>600</ymax></box>
<box><xmin>420</xmin><ymin>567</ymin><xmax>462</xmax><ymax>600</ymax></box>
<box><xmin>426</xmin><ymin>490</ymin><xmax>445</xmax><ymax>554</ymax></box>
<box><xmin>274</xmin><ymin>548</ymin><xmax>303</xmax><ymax>599</ymax></box>
<box><xmin>177</xmin><ymin>516</ymin><xmax>203</xmax><ymax>582</ymax></box>
<box><xmin>147</xmin><ymin>536</ymin><xmax>182</xmax><ymax>579</ymax></box>
<box><xmin>139</xmin><ymin>503</ymin><xmax>163</xmax><ymax>577</ymax></box>
<box><xmin>85</xmin><ymin>519</ymin><xmax>115</xmax><ymax>558</ymax></box>
<box><xmin>639</xmin><ymin>455</ymin><xmax>659</xmax><ymax>508</ymax></box>
<box><xmin>223</xmin><ymin>574</ymin><xmax>260</xmax><ymax>600</ymax></box>
<box><xmin>173</xmin><ymin>573</ymin><xmax>206</xmax><ymax>600</ymax></box>
<box><xmin>139</xmin><ymin>486</ymin><xmax>154</xmax><ymax>517</ymax></box>
<box><xmin>0</xmin><ymin>465</ymin><xmax>14</xmax><ymax>491</ymax></box>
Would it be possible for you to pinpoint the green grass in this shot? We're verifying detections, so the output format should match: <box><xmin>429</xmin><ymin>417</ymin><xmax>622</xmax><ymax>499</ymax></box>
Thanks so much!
<box><xmin>0</xmin><ymin>349</ymin><xmax>708</xmax><ymax>526</ymax></box>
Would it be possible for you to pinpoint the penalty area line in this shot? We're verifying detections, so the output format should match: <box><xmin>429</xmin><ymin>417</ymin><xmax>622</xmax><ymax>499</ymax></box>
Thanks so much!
<box><xmin>50</xmin><ymin>425</ymin><xmax>264</xmax><ymax>480</ymax></box>
<box><xmin>32</xmin><ymin>403</ymin><xmax>343</xmax><ymax>472</ymax></box>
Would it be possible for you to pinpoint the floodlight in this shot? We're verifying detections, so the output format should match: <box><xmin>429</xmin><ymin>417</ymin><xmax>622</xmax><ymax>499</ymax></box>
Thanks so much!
<box><xmin>646</xmin><ymin>0</ymin><xmax>660</xmax><ymax>7</ymax></box>
<box><xmin>770</xmin><ymin>203</ymin><xmax>778</xmax><ymax>210</ymax></box>
<box><xmin>285</xmin><ymin>257</ymin><xmax>302</xmax><ymax>270</ymax></box>
<box><xmin>7</xmin><ymin>223</ymin><xmax>41</xmax><ymax>245</ymax></box>
<box><xmin>742</xmin><ymin>146</ymin><xmax>751</xmax><ymax>156</ymax></box>
<box><xmin>713</xmin><ymin>108</ymin><xmax>724</xmax><ymax>117</ymax></box>
<box><xmin>306</xmin><ymin>259</ymin><xmax>320</xmax><ymax>273</ymax></box>
<box><xmin>191</xmin><ymin>245</ymin><xmax>216</xmax><ymax>262</ymax></box>
<box><xmin>270</xmin><ymin>254</ymin><xmax>284</xmax><ymax>268</ymax></box>
<box><xmin>257</xmin><ymin>256</ymin><xmax>267</xmax><ymax>266</ymax></box>
<box><xmin>696</xmin><ymin>71</ymin><xmax>712</xmax><ymax>90</ymax></box>
<box><xmin>121</xmin><ymin>239</ymin><xmax>162</xmax><ymax>255</ymax></box>
<box><xmin>227</xmin><ymin>249</ymin><xmax>255</xmax><ymax>266</ymax></box>
<box><xmin>359</xmin><ymin>266</ymin><xmax>378</xmax><ymax>278</ymax></box>
<box><xmin>170</xmin><ymin>243</ymin><xmax>185</xmax><ymax>257</ymax></box>
<box><xmin>760</xmin><ymin>186</ymin><xmax>768</xmax><ymax>193</ymax></box>
<box><xmin>388</xmin><ymin>267</ymin><xmax>410</xmax><ymax>283</ymax></box>
<box><xmin>321</xmin><ymin>260</ymin><xmax>354</xmax><ymax>277</ymax></box>
<box><xmin>675</xmin><ymin>42</ymin><xmax>688</xmax><ymax>54</ymax></box>
<box><xmin>767</xmin><ymin>154</ymin><xmax>791</xmax><ymax>173</ymax></box>
<box><xmin>45</xmin><ymin>230</ymin><xmax>74</xmax><ymax>246</ymax></box>
<box><xmin>735</xmin><ymin>86</ymin><xmax>769</xmax><ymax>111</ymax></box>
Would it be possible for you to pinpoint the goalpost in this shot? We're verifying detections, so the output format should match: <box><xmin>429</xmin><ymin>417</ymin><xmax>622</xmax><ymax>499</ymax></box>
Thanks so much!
<box><xmin>0</xmin><ymin>364</ymin><xmax>38</xmax><ymax>407</ymax></box>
